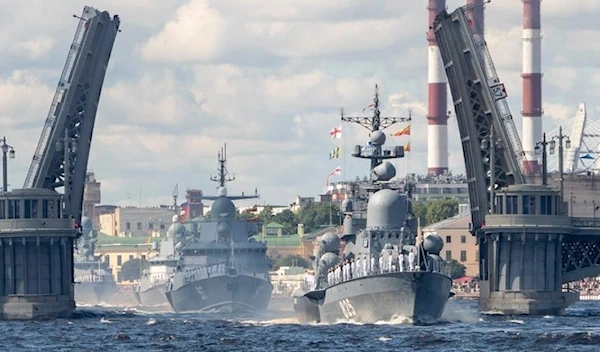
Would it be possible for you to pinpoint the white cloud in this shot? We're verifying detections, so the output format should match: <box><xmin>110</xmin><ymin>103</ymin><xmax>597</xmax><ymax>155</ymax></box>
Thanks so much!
<box><xmin>0</xmin><ymin>0</ymin><xmax>598</xmax><ymax>207</ymax></box>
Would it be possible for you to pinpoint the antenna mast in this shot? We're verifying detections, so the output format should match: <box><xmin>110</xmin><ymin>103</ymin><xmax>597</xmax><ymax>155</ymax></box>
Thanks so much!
<box><xmin>210</xmin><ymin>143</ymin><xmax>235</xmax><ymax>188</ymax></box>
<box><xmin>172</xmin><ymin>183</ymin><xmax>178</xmax><ymax>214</ymax></box>
<box><xmin>341</xmin><ymin>84</ymin><xmax>412</xmax><ymax>173</ymax></box>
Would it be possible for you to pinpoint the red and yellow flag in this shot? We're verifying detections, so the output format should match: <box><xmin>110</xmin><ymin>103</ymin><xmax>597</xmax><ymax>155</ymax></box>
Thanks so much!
<box><xmin>392</xmin><ymin>125</ymin><xmax>410</xmax><ymax>137</ymax></box>
<box><xmin>404</xmin><ymin>142</ymin><xmax>411</xmax><ymax>152</ymax></box>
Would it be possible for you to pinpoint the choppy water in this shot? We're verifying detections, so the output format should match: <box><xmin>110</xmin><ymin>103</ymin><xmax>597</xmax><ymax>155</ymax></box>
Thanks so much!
<box><xmin>2</xmin><ymin>298</ymin><xmax>600</xmax><ymax>352</ymax></box>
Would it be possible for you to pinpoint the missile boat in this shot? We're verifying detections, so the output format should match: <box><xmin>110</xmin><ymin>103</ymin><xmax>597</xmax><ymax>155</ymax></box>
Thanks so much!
<box><xmin>293</xmin><ymin>85</ymin><xmax>453</xmax><ymax>324</ymax></box>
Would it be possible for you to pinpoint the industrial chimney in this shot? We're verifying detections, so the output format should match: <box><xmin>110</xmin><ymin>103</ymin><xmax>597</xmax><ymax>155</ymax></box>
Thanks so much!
<box><xmin>466</xmin><ymin>0</ymin><xmax>484</xmax><ymax>36</ymax></box>
<box><xmin>521</xmin><ymin>0</ymin><xmax>542</xmax><ymax>174</ymax></box>
<box><xmin>427</xmin><ymin>0</ymin><xmax>448</xmax><ymax>176</ymax></box>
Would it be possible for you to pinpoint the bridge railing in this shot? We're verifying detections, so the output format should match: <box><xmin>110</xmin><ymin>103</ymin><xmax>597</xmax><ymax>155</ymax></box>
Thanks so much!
<box><xmin>571</xmin><ymin>217</ymin><xmax>600</xmax><ymax>228</ymax></box>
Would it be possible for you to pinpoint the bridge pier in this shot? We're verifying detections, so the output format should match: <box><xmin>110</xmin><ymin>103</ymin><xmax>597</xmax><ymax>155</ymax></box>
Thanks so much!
<box><xmin>0</xmin><ymin>189</ymin><xmax>77</xmax><ymax>319</ymax></box>
<box><xmin>479</xmin><ymin>184</ymin><xmax>579</xmax><ymax>315</ymax></box>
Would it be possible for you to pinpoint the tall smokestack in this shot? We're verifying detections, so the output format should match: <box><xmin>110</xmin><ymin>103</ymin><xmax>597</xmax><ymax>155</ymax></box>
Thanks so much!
<box><xmin>466</xmin><ymin>0</ymin><xmax>485</xmax><ymax>36</ymax></box>
<box><xmin>427</xmin><ymin>0</ymin><xmax>448</xmax><ymax>176</ymax></box>
<box><xmin>521</xmin><ymin>0</ymin><xmax>542</xmax><ymax>174</ymax></box>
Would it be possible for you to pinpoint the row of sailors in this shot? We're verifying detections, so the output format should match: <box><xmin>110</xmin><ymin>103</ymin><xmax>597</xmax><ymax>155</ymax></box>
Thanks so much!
<box><xmin>326</xmin><ymin>250</ymin><xmax>416</xmax><ymax>286</ymax></box>
<box><xmin>182</xmin><ymin>262</ymin><xmax>227</xmax><ymax>281</ymax></box>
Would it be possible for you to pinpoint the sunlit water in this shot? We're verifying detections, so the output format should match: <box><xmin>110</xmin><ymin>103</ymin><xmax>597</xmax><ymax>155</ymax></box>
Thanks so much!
<box><xmin>2</xmin><ymin>298</ymin><xmax>600</xmax><ymax>351</ymax></box>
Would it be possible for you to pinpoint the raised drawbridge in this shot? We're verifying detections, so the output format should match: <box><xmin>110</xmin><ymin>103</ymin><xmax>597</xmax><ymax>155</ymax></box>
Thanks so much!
<box><xmin>23</xmin><ymin>6</ymin><xmax>121</xmax><ymax>224</ymax></box>
<box><xmin>434</xmin><ymin>5</ymin><xmax>600</xmax><ymax>314</ymax></box>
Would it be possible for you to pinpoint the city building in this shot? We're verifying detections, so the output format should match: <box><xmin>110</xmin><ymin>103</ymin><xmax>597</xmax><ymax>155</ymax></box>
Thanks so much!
<box><xmin>98</xmin><ymin>206</ymin><xmax>177</xmax><ymax>237</ymax></box>
<box><xmin>421</xmin><ymin>207</ymin><xmax>478</xmax><ymax>277</ymax></box>
<box><xmin>96</xmin><ymin>234</ymin><xmax>161</xmax><ymax>282</ymax></box>
<box><xmin>83</xmin><ymin>171</ymin><xmax>101</xmax><ymax>226</ymax></box>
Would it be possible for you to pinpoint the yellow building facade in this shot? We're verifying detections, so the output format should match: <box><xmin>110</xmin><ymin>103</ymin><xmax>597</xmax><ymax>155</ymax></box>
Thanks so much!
<box><xmin>422</xmin><ymin>215</ymin><xmax>479</xmax><ymax>277</ymax></box>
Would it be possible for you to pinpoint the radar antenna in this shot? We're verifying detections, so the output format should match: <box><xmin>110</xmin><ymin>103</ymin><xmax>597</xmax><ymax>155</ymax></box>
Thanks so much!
<box><xmin>210</xmin><ymin>143</ymin><xmax>235</xmax><ymax>188</ymax></box>
<box><xmin>341</xmin><ymin>85</ymin><xmax>411</xmax><ymax>186</ymax></box>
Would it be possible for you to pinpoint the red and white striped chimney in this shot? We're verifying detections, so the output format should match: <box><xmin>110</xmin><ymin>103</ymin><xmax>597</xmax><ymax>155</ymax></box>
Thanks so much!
<box><xmin>521</xmin><ymin>0</ymin><xmax>542</xmax><ymax>174</ymax></box>
<box><xmin>466</xmin><ymin>0</ymin><xmax>484</xmax><ymax>36</ymax></box>
<box><xmin>427</xmin><ymin>0</ymin><xmax>448</xmax><ymax>176</ymax></box>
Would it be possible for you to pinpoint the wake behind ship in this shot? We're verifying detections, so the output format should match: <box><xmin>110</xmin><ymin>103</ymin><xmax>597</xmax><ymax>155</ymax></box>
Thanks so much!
<box><xmin>164</xmin><ymin>144</ymin><xmax>273</xmax><ymax>313</ymax></box>
<box><xmin>293</xmin><ymin>86</ymin><xmax>453</xmax><ymax>324</ymax></box>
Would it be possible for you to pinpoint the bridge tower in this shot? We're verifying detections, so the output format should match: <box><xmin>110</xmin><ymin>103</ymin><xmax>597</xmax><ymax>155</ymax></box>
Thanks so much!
<box><xmin>0</xmin><ymin>7</ymin><xmax>120</xmax><ymax>319</ymax></box>
<box><xmin>433</xmin><ymin>5</ymin><xmax>600</xmax><ymax>314</ymax></box>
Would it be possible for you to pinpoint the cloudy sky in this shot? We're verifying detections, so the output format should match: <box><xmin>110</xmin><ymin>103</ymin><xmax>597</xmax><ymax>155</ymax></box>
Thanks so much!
<box><xmin>1</xmin><ymin>0</ymin><xmax>599</xmax><ymax>207</ymax></box>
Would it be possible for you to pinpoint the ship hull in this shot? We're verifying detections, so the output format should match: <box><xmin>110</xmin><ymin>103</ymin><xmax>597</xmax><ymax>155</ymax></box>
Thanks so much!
<box><xmin>293</xmin><ymin>272</ymin><xmax>452</xmax><ymax>324</ymax></box>
<box><xmin>165</xmin><ymin>274</ymin><xmax>273</xmax><ymax>313</ymax></box>
<box><xmin>75</xmin><ymin>281</ymin><xmax>118</xmax><ymax>305</ymax></box>
<box><xmin>134</xmin><ymin>284</ymin><xmax>168</xmax><ymax>307</ymax></box>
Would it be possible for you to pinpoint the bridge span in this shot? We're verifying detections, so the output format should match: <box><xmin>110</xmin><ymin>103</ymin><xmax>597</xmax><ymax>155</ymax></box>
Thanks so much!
<box><xmin>433</xmin><ymin>6</ymin><xmax>600</xmax><ymax>314</ymax></box>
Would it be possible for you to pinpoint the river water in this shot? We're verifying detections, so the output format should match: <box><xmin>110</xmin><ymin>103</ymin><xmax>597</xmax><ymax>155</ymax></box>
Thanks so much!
<box><xmin>2</xmin><ymin>298</ymin><xmax>600</xmax><ymax>352</ymax></box>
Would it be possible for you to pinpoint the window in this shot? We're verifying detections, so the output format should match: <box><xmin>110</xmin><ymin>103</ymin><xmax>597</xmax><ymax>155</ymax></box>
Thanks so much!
<box><xmin>506</xmin><ymin>196</ymin><xmax>518</xmax><ymax>214</ymax></box>
<box><xmin>24</xmin><ymin>200</ymin><xmax>31</xmax><ymax>218</ymax></box>
<box><xmin>141</xmin><ymin>255</ymin><xmax>146</xmax><ymax>260</ymax></box>
<box><xmin>0</xmin><ymin>200</ymin><xmax>4</xmax><ymax>219</ymax></box>
<box><xmin>522</xmin><ymin>195</ymin><xmax>536</xmax><ymax>215</ymax></box>
<box><xmin>495</xmin><ymin>195</ymin><xmax>504</xmax><ymax>214</ymax></box>
<box><xmin>137</xmin><ymin>222</ymin><xmax>142</xmax><ymax>230</ymax></box>
<box><xmin>149</xmin><ymin>223</ymin><xmax>154</xmax><ymax>230</ymax></box>
<box><xmin>461</xmin><ymin>235</ymin><xmax>466</xmax><ymax>244</ymax></box>
<box><xmin>540</xmin><ymin>195</ymin><xmax>552</xmax><ymax>215</ymax></box>
<box><xmin>460</xmin><ymin>250</ymin><xmax>467</xmax><ymax>262</ymax></box>
<box><xmin>445</xmin><ymin>236</ymin><xmax>452</xmax><ymax>243</ymax></box>
<box><xmin>445</xmin><ymin>250</ymin><xmax>452</xmax><ymax>261</ymax></box>
<box><xmin>129</xmin><ymin>255</ymin><xmax>134</xmax><ymax>261</ymax></box>
<box><xmin>126</xmin><ymin>222</ymin><xmax>131</xmax><ymax>230</ymax></box>
<box><xmin>31</xmin><ymin>200</ymin><xmax>38</xmax><ymax>218</ymax></box>
<box><xmin>42</xmin><ymin>200</ymin><xmax>49</xmax><ymax>218</ymax></box>
<box><xmin>117</xmin><ymin>255</ymin><xmax>122</xmax><ymax>266</ymax></box>
<box><xmin>105</xmin><ymin>255</ymin><xmax>110</xmax><ymax>265</ymax></box>
<box><xmin>160</xmin><ymin>224</ymin><xmax>165</xmax><ymax>230</ymax></box>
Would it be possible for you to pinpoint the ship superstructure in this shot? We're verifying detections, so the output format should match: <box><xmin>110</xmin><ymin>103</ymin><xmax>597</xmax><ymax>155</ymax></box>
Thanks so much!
<box><xmin>293</xmin><ymin>86</ymin><xmax>453</xmax><ymax>324</ymax></box>
<box><xmin>164</xmin><ymin>145</ymin><xmax>273</xmax><ymax>313</ymax></box>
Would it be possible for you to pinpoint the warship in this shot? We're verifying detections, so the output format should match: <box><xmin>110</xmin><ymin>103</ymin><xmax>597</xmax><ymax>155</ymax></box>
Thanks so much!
<box><xmin>164</xmin><ymin>144</ymin><xmax>273</xmax><ymax>313</ymax></box>
<box><xmin>74</xmin><ymin>217</ymin><xmax>118</xmax><ymax>304</ymax></box>
<box><xmin>133</xmin><ymin>235</ymin><xmax>178</xmax><ymax>307</ymax></box>
<box><xmin>293</xmin><ymin>85</ymin><xmax>453</xmax><ymax>324</ymax></box>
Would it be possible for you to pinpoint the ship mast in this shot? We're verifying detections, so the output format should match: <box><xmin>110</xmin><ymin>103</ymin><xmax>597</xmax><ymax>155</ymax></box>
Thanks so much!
<box><xmin>210</xmin><ymin>143</ymin><xmax>235</xmax><ymax>188</ymax></box>
<box><xmin>340</xmin><ymin>85</ymin><xmax>412</xmax><ymax>187</ymax></box>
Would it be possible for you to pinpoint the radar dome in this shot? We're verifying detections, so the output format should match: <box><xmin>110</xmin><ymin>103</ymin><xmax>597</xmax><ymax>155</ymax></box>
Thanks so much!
<box><xmin>217</xmin><ymin>187</ymin><xmax>227</xmax><ymax>197</ymax></box>
<box><xmin>167</xmin><ymin>223</ymin><xmax>185</xmax><ymax>238</ymax></box>
<box><xmin>319</xmin><ymin>233</ymin><xmax>340</xmax><ymax>253</ymax></box>
<box><xmin>319</xmin><ymin>252</ymin><xmax>340</xmax><ymax>271</ymax></box>
<box><xmin>211</xmin><ymin>197</ymin><xmax>236</xmax><ymax>220</ymax></box>
<box><xmin>371</xmin><ymin>162</ymin><xmax>396</xmax><ymax>181</ymax></box>
<box><xmin>369</xmin><ymin>130</ymin><xmax>386</xmax><ymax>146</ymax></box>
<box><xmin>366</xmin><ymin>189</ymin><xmax>406</xmax><ymax>229</ymax></box>
<box><xmin>423</xmin><ymin>234</ymin><xmax>444</xmax><ymax>254</ymax></box>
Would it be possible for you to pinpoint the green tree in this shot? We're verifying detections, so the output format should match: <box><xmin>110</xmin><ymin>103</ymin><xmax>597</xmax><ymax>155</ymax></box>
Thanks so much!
<box><xmin>259</xmin><ymin>205</ymin><xmax>274</xmax><ymax>223</ymax></box>
<box><xmin>272</xmin><ymin>254</ymin><xmax>311</xmax><ymax>270</ymax></box>
<box><xmin>411</xmin><ymin>201</ymin><xmax>428</xmax><ymax>226</ymax></box>
<box><xmin>121</xmin><ymin>258</ymin><xmax>149</xmax><ymax>281</ymax></box>
<box><xmin>273</xmin><ymin>209</ymin><xmax>298</xmax><ymax>235</ymax></box>
<box><xmin>425</xmin><ymin>198</ymin><xmax>459</xmax><ymax>225</ymax></box>
<box><xmin>296</xmin><ymin>203</ymin><xmax>339</xmax><ymax>233</ymax></box>
<box><xmin>445</xmin><ymin>259</ymin><xmax>466</xmax><ymax>279</ymax></box>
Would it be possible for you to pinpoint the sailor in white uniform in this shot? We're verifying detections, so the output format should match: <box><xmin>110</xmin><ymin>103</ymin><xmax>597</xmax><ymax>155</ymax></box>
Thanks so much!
<box><xmin>388</xmin><ymin>252</ymin><xmax>394</xmax><ymax>273</ymax></box>
<box><xmin>398</xmin><ymin>252</ymin><xmax>405</xmax><ymax>272</ymax></box>
<box><xmin>370</xmin><ymin>255</ymin><xmax>376</xmax><ymax>275</ymax></box>
<box><xmin>379</xmin><ymin>254</ymin><xmax>384</xmax><ymax>274</ymax></box>
<box><xmin>408</xmin><ymin>249</ymin><xmax>416</xmax><ymax>271</ymax></box>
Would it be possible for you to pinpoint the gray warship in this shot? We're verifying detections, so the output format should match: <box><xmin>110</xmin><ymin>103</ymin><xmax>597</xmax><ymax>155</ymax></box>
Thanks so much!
<box><xmin>133</xmin><ymin>234</ymin><xmax>178</xmax><ymax>307</ymax></box>
<box><xmin>164</xmin><ymin>145</ymin><xmax>273</xmax><ymax>313</ymax></box>
<box><xmin>293</xmin><ymin>85</ymin><xmax>453</xmax><ymax>324</ymax></box>
<box><xmin>74</xmin><ymin>217</ymin><xmax>118</xmax><ymax>304</ymax></box>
